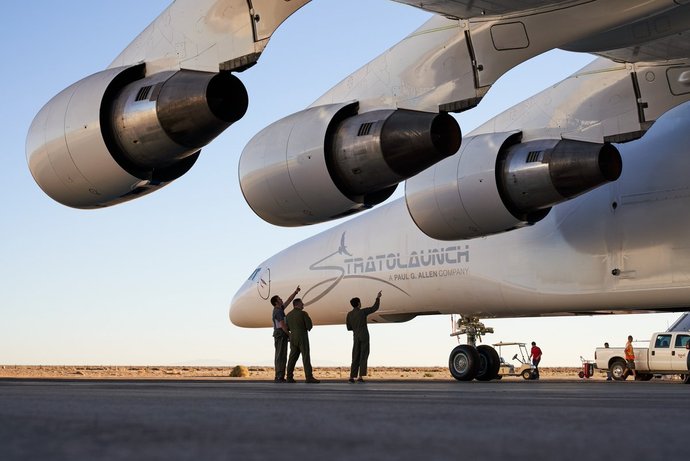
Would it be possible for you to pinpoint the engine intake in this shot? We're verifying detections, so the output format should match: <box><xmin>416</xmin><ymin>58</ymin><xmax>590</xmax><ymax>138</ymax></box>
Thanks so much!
<box><xmin>405</xmin><ymin>132</ymin><xmax>622</xmax><ymax>240</ymax></box>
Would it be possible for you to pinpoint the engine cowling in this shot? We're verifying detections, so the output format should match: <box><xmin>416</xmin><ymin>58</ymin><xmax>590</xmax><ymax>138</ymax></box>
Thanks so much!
<box><xmin>26</xmin><ymin>65</ymin><xmax>248</xmax><ymax>208</ymax></box>
<box><xmin>239</xmin><ymin>102</ymin><xmax>461</xmax><ymax>226</ymax></box>
<box><xmin>405</xmin><ymin>132</ymin><xmax>622</xmax><ymax>240</ymax></box>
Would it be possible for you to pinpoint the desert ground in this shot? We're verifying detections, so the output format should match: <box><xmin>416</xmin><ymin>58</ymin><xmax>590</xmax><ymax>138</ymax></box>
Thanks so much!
<box><xmin>0</xmin><ymin>365</ymin><xmax>592</xmax><ymax>381</ymax></box>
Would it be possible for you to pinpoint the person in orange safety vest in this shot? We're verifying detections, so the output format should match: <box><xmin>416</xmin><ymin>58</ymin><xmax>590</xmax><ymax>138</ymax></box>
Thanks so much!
<box><xmin>624</xmin><ymin>335</ymin><xmax>637</xmax><ymax>380</ymax></box>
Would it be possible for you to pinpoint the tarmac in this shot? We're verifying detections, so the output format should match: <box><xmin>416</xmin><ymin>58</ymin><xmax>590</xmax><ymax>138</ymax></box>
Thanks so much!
<box><xmin>1</xmin><ymin>378</ymin><xmax>688</xmax><ymax>460</ymax></box>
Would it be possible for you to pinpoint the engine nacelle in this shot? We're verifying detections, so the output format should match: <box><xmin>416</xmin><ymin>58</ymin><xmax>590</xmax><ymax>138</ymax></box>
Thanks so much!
<box><xmin>405</xmin><ymin>132</ymin><xmax>622</xmax><ymax>240</ymax></box>
<box><xmin>239</xmin><ymin>102</ymin><xmax>461</xmax><ymax>226</ymax></box>
<box><xmin>27</xmin><ymin>65</ymin><xmax>248</xmax><ymax>208</ymax></box>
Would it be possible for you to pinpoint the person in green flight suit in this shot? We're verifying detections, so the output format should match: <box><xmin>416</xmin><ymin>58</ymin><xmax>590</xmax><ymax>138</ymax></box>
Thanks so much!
<box><xmin>285</xmin><ymin>298</ymin><xmax>320</xmax><ymax>383</ymax></box>
<box><xmin>346</xmin><ymin>291</ymin><xmax>381</xmax><ymax>383</ymax></box>
<box><xmin>270</xmin><ymin>286</ymin><xmax>300</xmax><ymax>383</ymax></box>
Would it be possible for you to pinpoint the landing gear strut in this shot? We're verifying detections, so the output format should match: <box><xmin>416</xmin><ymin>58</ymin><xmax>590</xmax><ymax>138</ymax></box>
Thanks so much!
<box><xmin>449</xmin><ymin>316</ymin><xmax>500</xmax><ymax>381</ymax></box>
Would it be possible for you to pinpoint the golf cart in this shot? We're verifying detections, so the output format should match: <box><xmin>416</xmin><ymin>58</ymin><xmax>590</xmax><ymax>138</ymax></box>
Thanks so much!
<box><xmin>493</xmin><ymin>342</ymin><xmax>537</xmax><ymax>380</ymax></box>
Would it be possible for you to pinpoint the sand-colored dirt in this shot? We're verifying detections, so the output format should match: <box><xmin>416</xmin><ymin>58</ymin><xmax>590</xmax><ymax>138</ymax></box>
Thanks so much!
<box><xmin>0</xmin><ymin>365</ymin><xmax>596</xmax><ymax>381</ymax></box>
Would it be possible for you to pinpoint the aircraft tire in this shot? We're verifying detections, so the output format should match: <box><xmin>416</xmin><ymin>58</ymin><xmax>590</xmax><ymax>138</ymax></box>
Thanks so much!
<box><xmin>476</xmin><ymin>345</ymin><xmax>500</xmax><ymax>381</ymax></box>
<box><xmin>449</xmin><ymin>345</ymin><xmax>480</xmax><ymax>381</ymax></box>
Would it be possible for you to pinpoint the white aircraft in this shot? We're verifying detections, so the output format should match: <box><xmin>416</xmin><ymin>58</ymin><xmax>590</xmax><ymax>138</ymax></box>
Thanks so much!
<box><xmin>231</xmin><ymin>2</ymin><xmax>690</xmax><ymax>380</ymax></box>
<box><xmin>26</xmin><ymin>1</ymin><xmax>690</xmax><ymax>380</ymax></box>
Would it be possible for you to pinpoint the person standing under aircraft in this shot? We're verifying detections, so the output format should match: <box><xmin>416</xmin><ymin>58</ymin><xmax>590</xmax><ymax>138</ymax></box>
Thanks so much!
<box><xmin>271</xmin><ymin>286</ymin><xmax>300</xmax><ymax>382</ymax></box>
<box><xmin>624</xmin><ymin>335</ymin><xmax>637</xmax><ymax>380</ymax></box>
<box><xmin>285</xmin><ymin>298</ymin><xmax>320</xmax><ymax>383</ymax></box>
<box><xmin>530</xmin><ymin>341</ymin><xmax>543</xmax><ymax>380</ymax></box>
<box><xmin>346</xmin><ymin>291</ymin><xmax>382</xmax><ymax>383</ymax></box>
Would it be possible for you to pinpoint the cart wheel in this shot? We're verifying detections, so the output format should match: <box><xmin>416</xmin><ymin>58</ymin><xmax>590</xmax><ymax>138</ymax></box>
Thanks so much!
<box><xmin>578</xmin><ymin>371</ymin><xmax>585</xmax><ymax>379</ymax></box>
<box><xmin>521</xmin><ymin>369</ymin><xmax>533</xmax><ymax>380</ymax></box>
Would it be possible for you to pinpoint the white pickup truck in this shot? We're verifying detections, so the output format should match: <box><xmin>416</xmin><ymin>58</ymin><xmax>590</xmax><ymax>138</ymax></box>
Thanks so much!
<box><xmin>594</xmin><ymin>332</ymin><xmax>690</xmax><ymax>381</ymax></box>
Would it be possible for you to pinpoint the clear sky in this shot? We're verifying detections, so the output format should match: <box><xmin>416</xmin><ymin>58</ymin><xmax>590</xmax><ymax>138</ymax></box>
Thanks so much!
<box><xmin>1</xmin><ymin>1</ymin><xmax>681</xmax><ymax>368</ymax></box>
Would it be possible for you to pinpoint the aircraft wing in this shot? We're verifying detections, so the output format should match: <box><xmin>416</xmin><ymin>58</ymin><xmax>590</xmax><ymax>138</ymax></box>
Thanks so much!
<box><xmin>392</xmin><ymin>0</ymin><xmax>572</xmax><ymax>18</ymax></box>
<box><xmin>110</xmin><ymin>0</ymin><xmax>311</xmax><ymax>73</ymax></box>
<box><xmin>27</xmin><ymin>0</ymin><xmax>690</xmax><ymax>216</ymax></box>
<box><xmin>239</xmin><ymin>1</ymin><xmax>690</xmax><ymax>228</ymax></box>
<box><xmin>592</xmin><ymin>32</ymin><xmax>690</xmax><ymax>63</ymax></box>
<box><xmin>396</xmin><ymin>0</ymin><xmax>690</xmax><ymax>64</ymax></box>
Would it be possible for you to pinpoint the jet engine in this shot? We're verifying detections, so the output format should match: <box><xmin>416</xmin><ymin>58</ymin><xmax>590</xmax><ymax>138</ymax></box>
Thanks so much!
<box><xmin>405</xmin><ymin>132</ymin><xmax>622</xmax><ymax>240</ymax></box>
<box><xmin>27</xmin><ymin>65</ymin><xmax>248</xmax><ymax>208</ymax></box>
<box><xmin>239</xmin><ymin>102</ymin><xmax>461</xmax><ymax>226</ymax></box>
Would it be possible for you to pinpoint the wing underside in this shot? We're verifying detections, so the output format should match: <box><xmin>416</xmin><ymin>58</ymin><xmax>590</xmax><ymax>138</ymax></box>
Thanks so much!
<box><xmin>394</xmin><ymin>0</ymin><xmax>690</xmax><ymax>63</ymax></box>
<box><xmin>392</xmin><ymin>0</ymin><xmax>571</xmax><ymax>18</ymax></box>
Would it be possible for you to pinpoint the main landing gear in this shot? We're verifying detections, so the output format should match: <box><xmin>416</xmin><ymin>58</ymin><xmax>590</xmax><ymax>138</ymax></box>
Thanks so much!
<box><xmin>448</xmin><ymin>316</ymin><xmax>500</xmax><ymax>381</ymax></box>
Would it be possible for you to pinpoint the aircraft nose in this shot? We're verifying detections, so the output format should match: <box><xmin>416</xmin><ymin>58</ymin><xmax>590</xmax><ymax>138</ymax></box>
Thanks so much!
<box><xmin>229</xmin><ymin>280</ymin><xmax>267</xmax><ymax>328</ymax></box>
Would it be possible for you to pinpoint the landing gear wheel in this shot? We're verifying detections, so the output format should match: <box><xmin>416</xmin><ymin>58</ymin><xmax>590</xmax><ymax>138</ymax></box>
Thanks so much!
<box><xmin>476</xmin><ymin>345</ymin><xmax>500</xmax><ymax>381</ymax></box>
<box><xmin>610</xmin><ymin>360</ymin><xmax>627</xmax><ymax>381</ymax></box>
<box><xmin>449</xmin><ymin>345</ymin><xmax>480</xmax><ymax>381</ymax></box>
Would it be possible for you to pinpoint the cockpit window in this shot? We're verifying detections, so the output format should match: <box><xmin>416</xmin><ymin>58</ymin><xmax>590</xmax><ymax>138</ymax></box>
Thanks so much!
<box><xmin>248</xmin><ymin>268</ymin><xmax>261</xmax><ymax>281</ymax></box>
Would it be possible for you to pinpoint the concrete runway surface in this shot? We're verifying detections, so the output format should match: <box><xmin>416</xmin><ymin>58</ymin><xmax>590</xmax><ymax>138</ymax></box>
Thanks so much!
<box><xmin>1</xmin><ymin>379</ymin><xmax>688</xmax><ymax>460</ymax></box>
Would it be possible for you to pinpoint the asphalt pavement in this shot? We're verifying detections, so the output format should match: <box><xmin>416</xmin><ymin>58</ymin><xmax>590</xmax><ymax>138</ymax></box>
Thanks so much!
<box><xmin>1</xmin><ymin>379</ymin><xmax>688</xmax><ymax>460</ymax></box>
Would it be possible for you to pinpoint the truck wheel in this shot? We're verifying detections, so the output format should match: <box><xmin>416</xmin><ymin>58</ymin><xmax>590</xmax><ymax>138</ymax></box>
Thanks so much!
<box><xmin>449</xmin><ymin>345</ymin><xmax>479</xmax><ymax>381</ymax></box>
<box><xmin>610</xmin><ymin>360</ymin><xmax>627</xmax><ymax>381</ymax></box>
<box><xmin>682</xmin><ymin>374</ymin><xmax>690</xmax><ymax>384</ymax></box>
<box><xmin>521</xmin><ymin>369</ymin><xmax>533</xmax><ymax>380</ymax></box>
<box><xmin>476</xmin><ymin>345</ymin><xmax>500</xmax><ymax>381</ymax></box>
